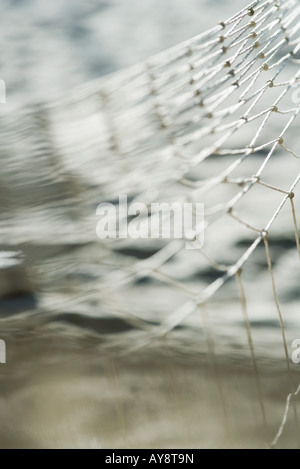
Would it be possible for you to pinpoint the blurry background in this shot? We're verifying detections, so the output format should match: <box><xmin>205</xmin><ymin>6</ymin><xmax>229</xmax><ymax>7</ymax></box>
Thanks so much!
<box><xmin>1</xmin><ymin>0</ymin><xmax>248</xmax><ymax>111</ymax></box>
<box><xmin>0</xmin><ymin>0</ymin><xmax>300</xmax><ymax>449</ymax></box>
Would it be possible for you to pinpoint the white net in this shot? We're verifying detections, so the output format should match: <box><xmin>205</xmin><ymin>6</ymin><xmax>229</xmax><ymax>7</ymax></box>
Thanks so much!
<box><xmin>1</xmin><ymin>0</ymin><xmax>300</xmax><ymax>449</ymax></box>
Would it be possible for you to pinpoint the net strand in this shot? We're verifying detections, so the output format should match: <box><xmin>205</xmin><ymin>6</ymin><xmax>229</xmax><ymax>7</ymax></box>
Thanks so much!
<box><xmin>200</xmin><ymin>305</ymin><xmax>232</xmax><ymax>439</ymax></box>
<box><xmin>270</xmin><ymin>384</ymin><xmax>300</xmax><ymax>448</ymax></box>
<box><xmin>263</xmin><ymin>235</ymin><xmax>299</xmax><ymax>437</ymax></box>
<box><xmin>236</xmin><ymin>270</ymin><xmax>270</xmax><ymax>442</ymax></box>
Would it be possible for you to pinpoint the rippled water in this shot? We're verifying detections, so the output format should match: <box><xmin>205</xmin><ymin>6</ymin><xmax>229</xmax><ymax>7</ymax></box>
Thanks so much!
<box><xmin>1</xmin><ymin>0</ymin><xmax>250</xmax><ymax>111</ymax></box>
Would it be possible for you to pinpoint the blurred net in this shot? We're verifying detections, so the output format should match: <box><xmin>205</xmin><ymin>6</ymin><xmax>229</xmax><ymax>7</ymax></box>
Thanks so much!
<box><xmin>1</xmin><ymin>0</ymin><xmax>300</xmax><ymax>448</ymax></box>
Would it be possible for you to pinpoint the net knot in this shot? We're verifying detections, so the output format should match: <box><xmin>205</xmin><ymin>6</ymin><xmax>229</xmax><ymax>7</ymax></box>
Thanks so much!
<box><xmin>250</xmin><ymin>21</ymin><xmax>256</xmax><ymax>28</ymax></box>
<box><xmin>278</xmin><ymin>137</ymin><xmax>284</xmax><ymax>145</ymax></box>
<box><xmin>224</xmin><ymin>60</ymin><xmax>231</xmax><ymax>68</ymax></box>
<box><xmin>267</xmin><ymin>80</ymin><xmax>274</xmax><ymax>88</ymax></box>
<box><xmin>289</xmin><ymin>192</ymin><xmax>295</xmax><ymax>200</ymax></box>
<box><xmin>219</xmin><ymin>35</ymin><xmax>226</xmax><ymax>43</ymax></box>
<box><xmin>261</xmin><ymin>230</ymin><xmax>269</xmax><ymax>239</ymax></box>
<box><xmin>219</xmin><ymin>21</ymin><xmax>226</xmax><ymax>29</ymax></box>
<box><xmin>150</xmin><ymin>86</ymin><xmax>157</xmax><ymax>95</ymax></box>
<box><xmin>148</xmin><ymin>71</ymin><xmax>155</xmax><ymax>81</ymax></box>
<box><xmin>253</xmin><ymin>41</ymin><xmax>260</xmax><ymax>49</ymax></box>
<box><xmin>262</xmin><ymin>63</ymin><xmax>269</xmax><ymax>71</ymax></box>
<box><xmin>271</xmin><ymin>105</ymin><xmax>278</xmax><ymax>112</ymax></box>
<box><xmin>160</xmin><ymin>122</ymin><xmax>168</xmax><ymax>130</ymax></box>
<box><xmin>248</xmin><ymin>8</ymin><xmax>255</xmax><ymax>17</ymax></box>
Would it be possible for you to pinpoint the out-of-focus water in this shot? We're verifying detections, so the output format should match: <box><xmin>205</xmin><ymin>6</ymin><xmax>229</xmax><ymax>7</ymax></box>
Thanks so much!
<box><xmin>1</xmin><ymin>0</ymin><xmax>248</xmax><ymax>111</ymax></box>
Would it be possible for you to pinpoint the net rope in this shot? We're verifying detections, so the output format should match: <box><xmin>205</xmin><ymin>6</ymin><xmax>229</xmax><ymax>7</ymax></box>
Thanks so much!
<box><xmin>1</xmin><ymin>0</ymin><xmax>300</xmax><ymax>448</ymax></box>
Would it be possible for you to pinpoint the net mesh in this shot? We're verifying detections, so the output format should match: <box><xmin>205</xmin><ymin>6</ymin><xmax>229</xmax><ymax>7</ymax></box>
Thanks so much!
<box><xmin>1</xmin><ymin>0</ymin><xmax>300</xmax><ymax>448</ymax></box>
